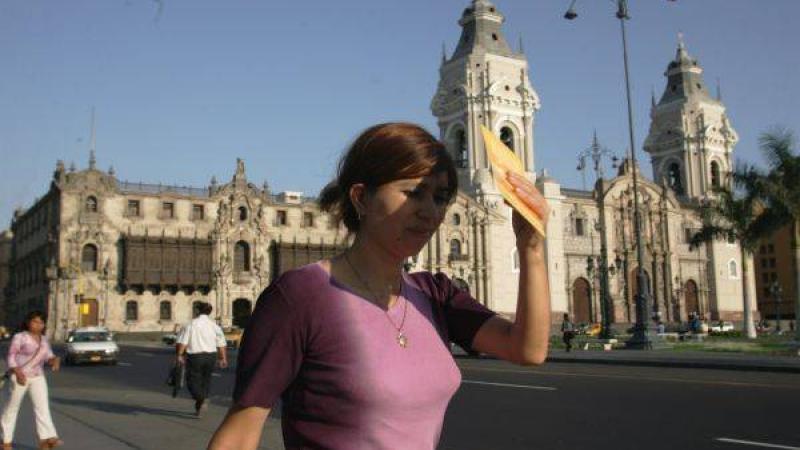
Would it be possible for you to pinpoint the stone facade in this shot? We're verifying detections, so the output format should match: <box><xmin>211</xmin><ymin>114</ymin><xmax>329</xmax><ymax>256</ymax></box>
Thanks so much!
<box><xmin>3</xmin><ymin>0</ymin><xmax>754</xmax><ymax>340</ymax></box>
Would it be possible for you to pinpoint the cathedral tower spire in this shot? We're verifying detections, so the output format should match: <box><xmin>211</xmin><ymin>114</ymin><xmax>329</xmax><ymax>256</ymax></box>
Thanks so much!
<box><xmin>643</xmin><ymin>36</ymin><xmax>738</xmax><ymax>200</ymax></box>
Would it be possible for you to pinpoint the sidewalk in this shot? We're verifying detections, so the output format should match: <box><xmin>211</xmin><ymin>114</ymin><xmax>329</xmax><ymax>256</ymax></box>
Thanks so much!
<box><xmin>545</xmin><ymin>348</ymin><xmax>800</xmax><ymax>373</ymax></box>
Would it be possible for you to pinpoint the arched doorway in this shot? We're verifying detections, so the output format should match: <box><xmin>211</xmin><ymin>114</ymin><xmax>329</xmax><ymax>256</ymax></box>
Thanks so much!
<box><xmin>232</xmin><ymin>298</ymin><xmax>252</xmax><ymax>329</ymax></box>
<box><xmin>572</xmin><ymin>278</ymin><xmax>592</xmax><ymax>324</ymax></box>
<box><xmin>684</xmin><ymin>280</ymin><xmax>699</xmax><ymax>317</ymax></box>
<box><xmin>79</xmin><ymin>298</ymin><xmax>99</xmax><ymax>327</ymax></box>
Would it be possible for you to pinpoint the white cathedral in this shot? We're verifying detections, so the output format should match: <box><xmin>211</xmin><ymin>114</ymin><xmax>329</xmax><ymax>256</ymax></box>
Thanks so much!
<box><xmin>4</xmin><ymin>0</ymin><xmax>753</xmax><ymax>340</ymax></box>
<box><xmin>428</xmin><ymin>0</ymin><xmax>752</xmax><ymax>326</ymax></box>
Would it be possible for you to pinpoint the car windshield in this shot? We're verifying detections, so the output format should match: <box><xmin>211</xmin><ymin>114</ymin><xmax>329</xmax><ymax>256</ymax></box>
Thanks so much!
<box><xmin>71</xmin><ymin>332</ymin><xmax>112</xmax><ymax>342</ymax></box>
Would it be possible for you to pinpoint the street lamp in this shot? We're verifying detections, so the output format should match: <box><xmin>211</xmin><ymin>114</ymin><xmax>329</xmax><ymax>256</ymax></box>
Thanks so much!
<box><xmin>769</xmin><ymin>281</ymin><xmax>783</xmax><ymax>333</ymax></box>
<box><xmin>564</xmin><ymin>0</ymin><xmax>653</xmax><ymax>349</ymax></box>
<box><xmin>578</xmin><ymin>133</ymin><xmax>619</xmax><ymax>340</ymax></box>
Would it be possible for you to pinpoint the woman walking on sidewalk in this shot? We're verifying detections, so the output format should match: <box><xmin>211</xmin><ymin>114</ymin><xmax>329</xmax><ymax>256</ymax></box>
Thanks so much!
<box><xmin>1</xmin><ymin>311</ymin><xmax>63</xmax><ymax>449</ymax></box>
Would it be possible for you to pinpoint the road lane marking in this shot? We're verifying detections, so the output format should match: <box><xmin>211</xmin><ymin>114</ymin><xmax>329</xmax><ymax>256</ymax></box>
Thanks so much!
<box><xmin>715</xmin><ymin>438</ymin><xmax>800</xmax><ymax>449</ymax></box>
<box><xmin>118</xmin><ymin>362</ymin><xmax>132</xmax><ymax>367</ymax></box>
<box><xmin>461</xmin><ymin>380</ymin><xmax>556</xmax><ymax>391</ymax></box>
<box><xmin>134</xmin><ymin>352</ymin><xmax>154</xmax><ymax>357</ymax></box>
<box><xmin>212</xmin><ymin>373</ymin><xmax>221</xmax><ymax>377</ymax></box>
<box><xmin>458</xmin><ymin>364</ymin><xmax>800</xmax><ymax>390</ymax></box>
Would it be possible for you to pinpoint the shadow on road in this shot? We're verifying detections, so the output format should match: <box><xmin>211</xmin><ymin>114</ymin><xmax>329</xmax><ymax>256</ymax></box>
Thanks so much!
<box><xmin>51</xmin><ymin>396</ymin><xmax>197</xmax><ymax>419</ymax></box>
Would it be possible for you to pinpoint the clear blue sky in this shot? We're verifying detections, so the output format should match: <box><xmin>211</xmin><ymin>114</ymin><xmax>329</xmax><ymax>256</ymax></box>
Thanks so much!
<box><xmin>1</xmin><ymin>0</ymin><xmax>798</xmax><ymax>228</ymax></box>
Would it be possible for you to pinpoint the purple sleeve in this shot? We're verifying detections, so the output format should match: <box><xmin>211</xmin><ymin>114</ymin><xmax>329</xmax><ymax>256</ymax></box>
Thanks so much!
<box><xmin>427</xmin><ymin>272</ymin><xmax>496</xmax><ymax>351</ymax></box>
<box><xmin>6</xmin><ymin>333</ymin><xmax>22</xmax><ymax>369</ymax></box>
<box><xmin>233</xmin><ymin>279</ymin><xmax>306</xmax><ymax>409</ymax></box>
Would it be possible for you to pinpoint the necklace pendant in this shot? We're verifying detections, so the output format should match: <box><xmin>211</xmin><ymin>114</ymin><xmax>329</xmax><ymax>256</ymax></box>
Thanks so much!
<box><xmin>397</xmin><ymin>332</ymin><xmax>408</xmax><ymax>348</ymax></box>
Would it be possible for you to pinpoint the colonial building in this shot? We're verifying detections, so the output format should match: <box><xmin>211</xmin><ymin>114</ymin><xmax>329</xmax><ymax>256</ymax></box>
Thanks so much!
<box><xmin>754</xmin><ymin>225</ymin><xmax>798</xmax><ymax>323</ymax></box>
<box><xmin>3</xmin><ymin>0</ymin><xmax>754</xmax><ymax>340</ymax></box>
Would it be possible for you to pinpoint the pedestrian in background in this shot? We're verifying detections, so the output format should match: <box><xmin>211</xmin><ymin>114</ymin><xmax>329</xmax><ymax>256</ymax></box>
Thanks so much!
<box><xmin>175</xmin><ymin>302</ymin><xmax>228</xmax><ymax>417</ymax></box>
<box><xmin>1</xmin><ymin>311</ymin><xmax>63</xmax><ymax>449</ymax></box>
<box><xmin>561</xmin><ymin>313</ymin><xmax>576</xmax><ymax>352</ymax></box>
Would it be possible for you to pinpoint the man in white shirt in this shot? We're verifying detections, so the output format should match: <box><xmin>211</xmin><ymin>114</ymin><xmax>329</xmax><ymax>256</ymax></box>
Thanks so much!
<box><xmin>176</xmin><ymin>302</ymin><xmax>228</xmax><ymax>417</ymax></box>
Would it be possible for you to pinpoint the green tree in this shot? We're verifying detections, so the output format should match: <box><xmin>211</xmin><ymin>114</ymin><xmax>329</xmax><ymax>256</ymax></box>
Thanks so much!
<box><xmin>739</xmin><ymin>129</ymin><xmax>800</xmax><ymax>339</ymax></box>
<box><xmin>690</xmin><ymin>187</ymin><xmax>774</xmax><ymax>338</ymax></box>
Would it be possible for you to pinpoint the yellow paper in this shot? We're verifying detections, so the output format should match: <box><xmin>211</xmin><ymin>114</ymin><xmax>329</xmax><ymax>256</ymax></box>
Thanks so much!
<box><xmin>480</xmin><ymin>125</ymin><xmax>546</xmax><ymax>237</ymax></box>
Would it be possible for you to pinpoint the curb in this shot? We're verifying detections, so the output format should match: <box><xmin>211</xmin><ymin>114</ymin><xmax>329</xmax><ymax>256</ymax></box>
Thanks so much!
<box><xmin>545</xmin><ymin>355</ymin><xmax>800</xmax><ymax>374</ymax></box>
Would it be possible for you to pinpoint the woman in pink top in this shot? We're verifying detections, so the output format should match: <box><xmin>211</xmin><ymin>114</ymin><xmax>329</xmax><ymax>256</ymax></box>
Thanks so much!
<box><xmin>209</xmin><ymin>123</ymin><xmax>552</xmax><ymax>450</ymax></box>
<box><xmin>1</xmin><ymin>311</ymin><xmax>63</xmax><ymax>449</ymax></box>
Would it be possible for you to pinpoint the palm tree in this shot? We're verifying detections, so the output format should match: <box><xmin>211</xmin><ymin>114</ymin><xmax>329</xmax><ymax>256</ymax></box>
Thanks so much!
<box><xmin>690</xmin><ymin>186</ymin><xmax>778</xmax><ymax>339</ymax></box>
<box><xmin>738</xmin><ymin>129</ymin><xmax>800</xmax><ymax>339</ymax></box>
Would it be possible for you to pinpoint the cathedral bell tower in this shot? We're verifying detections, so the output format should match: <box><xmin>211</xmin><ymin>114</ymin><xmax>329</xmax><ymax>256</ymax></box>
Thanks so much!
<box><xmin>643</xmin><ymin>36</ymin><xmax>738</xmax><ymax>201</ymax></box>
<box><xmin>429</xmin><ymin>0</ymin><xmax>545</xmax><ymax>315</ymax></box>
<box><xmin>430</xmin><ymin>0</ymin><xmax>540</xmax><ymax>197</ymax></box>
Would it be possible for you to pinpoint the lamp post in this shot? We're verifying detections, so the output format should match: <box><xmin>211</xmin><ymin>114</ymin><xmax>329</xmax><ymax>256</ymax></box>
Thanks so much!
<box><xmin>565</xmin><ymin>0</ymin><xmax>653</xmax><ymax>349</ymax></box>
<box><xmin>578</xmin><ymin>133</ymin><xmax>619</xmax><ymax>339</ymax></box>
<box><xmin>770</xmin><ymin>281</ymin><xmax>783</xmax><ymax>333</ymax></box>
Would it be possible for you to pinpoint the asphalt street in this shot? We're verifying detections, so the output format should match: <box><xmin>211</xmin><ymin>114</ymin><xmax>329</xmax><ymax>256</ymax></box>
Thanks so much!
<box><xmin>1</xmin><ymin>344</ymin><xmax>798</xmax><ymax>450</ymax></box>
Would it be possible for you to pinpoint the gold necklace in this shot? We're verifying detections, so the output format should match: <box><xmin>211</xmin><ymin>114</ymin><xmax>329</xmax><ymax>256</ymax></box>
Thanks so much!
<box><xmin>343</xmin><ymin>253</ymin><xmax>409</xmax><ymax>348</ymax></box>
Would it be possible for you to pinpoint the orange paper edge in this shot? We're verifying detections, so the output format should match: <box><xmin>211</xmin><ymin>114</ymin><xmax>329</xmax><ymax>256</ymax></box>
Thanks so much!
<box><xmin>480</xmin><ymin>125</ymin><xmax>547</xmax><ymax>237</ymax></box>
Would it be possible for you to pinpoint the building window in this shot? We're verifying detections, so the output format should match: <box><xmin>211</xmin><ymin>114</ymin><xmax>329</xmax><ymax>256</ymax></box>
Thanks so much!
<box><xmin>125</xmin><ymin>301</ymin><xmax>138</xmax><ymax>321</ymax></box>
<box><xmin>238</xmin><ymin>206</ymin><xmax>248</xmax><ymax>221</ymax></box>
<box><xmin>667</xmin><ymin>163</ymin><xmax>684</xmax><ymax>195</ymax></box>
<box><xmin>81</xmin><ymin>244</ymin><xmax>98</xmax><ymax>272</ymax></box>
<box><xmin>162</xmin><ymin>202</ymin><xmax>174</xmax><ymax>219</ymax></box>
<box><xmin>759</xmin><ymin>245</ymin><xmax>766</xmax><ymax>255</ymax></box>
<box><xmin>86</xmin><ymin>196</ymin><xmax>98</xmax><ymax>213</ymax></box>
<box><xmin>454</xmin><ymin>129</ymin><xmax>468</xmax><ymax>168</ymax></box>
<box><xmin>276</xmin><ymin>210</ymin><xmax>287</xmax><ymax>226</ymax></box>
<box><xmin>127</xmin><ymin>200</ymin><xmax>140</xmax><ymax>217</ymax></box>
<box><xmin>761</xmin><ymin>273</ymin><xmax>769</xmax><ymax>284</ymax></box>
<box><xmin>710</xmin><ymin>161</ymin><xmax>721</xmax><ymax>188</ymax></box>
<box><xmin>452</xmin><ymin>213</ymin><xmax>461</xmax><ymax>226</ymax></box>
<box><xmin>500</xmin><ymin>127</ymin><xmax>515</xmax><ymax>151</ymax></box>
<box><xmin>160</xmin><ymin>301</ymin><xmax>172</xmax><ymax>321</ymax></box>
<box><xmin>575</xmin><ymin>218</ymin><xmax>585</xmax><ymax>237</ymax></box>
<box><xmin>768</xmin><ymin>244</ymin><xmax>775</xmax><ymax>253</ymax></box>
<box><xmin>192</xmin><ymin>204</ymin><xmax>204</xmax><ymax>221</ymax></box>
<box><xmin>303</xmin><ymin>212</ymin><xmax>314</xmax><ymax>228</ymax></box>
<box><xmin>450</xmin><ymin>239</ymin><xmax>462</xmax><ymax>256</ymax></box>
<box><xmin>728</xmin><ymin>260</ymin><xmax>739</xmax><ymax>279</ymax></box>
<box><xmin>684</xmin><ymin>228</ymin><xmax>694</xmax><ymax>244</ymax></box>
<box><xmin>234</xmin><ymin>241</ymin><xmax>250</xmax><ymax>272</ymax></box>
<box><xmin>769</xmin><ymin>258</ymin><xmax>776</xmax><ymax>268</ymax></box>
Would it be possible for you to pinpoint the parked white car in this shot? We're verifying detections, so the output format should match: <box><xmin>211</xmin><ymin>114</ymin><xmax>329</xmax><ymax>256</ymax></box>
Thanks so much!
<box><xmin>64</xmin><ymin>327</ymin><xmax>119</xmax><ymax>365</ymax></box>
<box><xmin>709</xmin><ymin>321</ymin><xmax>734</xmax><ymax>333</ymax></box>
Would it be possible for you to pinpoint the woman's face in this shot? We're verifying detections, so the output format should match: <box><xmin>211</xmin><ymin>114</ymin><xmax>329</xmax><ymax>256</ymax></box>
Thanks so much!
<box><xmin>356</xmin><ymin>171</ymin><xmax>452</xmax><ymax>260</ymax></box>
<box><xmin>27</xmin><ymin>316</ymin><xmax>45</xmax><ymax>334</ymax></box>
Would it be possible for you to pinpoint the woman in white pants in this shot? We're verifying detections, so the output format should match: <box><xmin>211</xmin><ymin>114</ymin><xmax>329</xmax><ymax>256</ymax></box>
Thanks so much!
<box><xmin>1</xmin><ymin>311</ymin><xmax>62</xmax><ymax>449</ymax></box>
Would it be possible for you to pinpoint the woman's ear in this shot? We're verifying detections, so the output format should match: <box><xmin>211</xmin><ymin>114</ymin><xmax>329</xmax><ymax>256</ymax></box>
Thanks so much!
<box><xmin>349</xmin><ymin>183</ymin><xmax>368</xmax><ymax>216</ymax></box>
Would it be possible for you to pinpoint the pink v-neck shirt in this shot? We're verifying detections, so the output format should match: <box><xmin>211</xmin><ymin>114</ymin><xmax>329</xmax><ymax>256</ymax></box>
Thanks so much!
<box><xmin>234</xmin><ymin>263</ymin><xmax>495</xmax><ymax>450</ymax></box>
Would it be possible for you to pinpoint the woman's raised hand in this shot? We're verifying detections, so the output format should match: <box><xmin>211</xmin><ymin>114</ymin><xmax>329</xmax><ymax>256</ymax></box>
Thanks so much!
<box><xmin>506</xmin><ymin>172</ymin><xmax>550</xmax><ymax>252</ymax></box>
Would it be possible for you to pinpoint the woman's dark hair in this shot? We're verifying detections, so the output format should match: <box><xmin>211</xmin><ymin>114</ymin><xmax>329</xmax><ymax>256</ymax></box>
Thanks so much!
<box><xmin>319</xmin><ymin>122</ymin><xmax>457</xmax><ymax>232</ymax></box>
<box><xmin>198</xmin><ymin>302</ymin><xmax>213</xmax><ymax>316</ymax></box>
<box><xmin>21</xmin><ymin>310</ymin><xmax>47</xmax><ymax>331</ymax></box>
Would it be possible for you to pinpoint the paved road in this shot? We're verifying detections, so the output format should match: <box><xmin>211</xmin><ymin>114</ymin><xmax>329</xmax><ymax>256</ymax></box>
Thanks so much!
<box><xmin>1</xmin><ymin>344</ymin><xmax>798</xmax><ymax>449</ymax></box>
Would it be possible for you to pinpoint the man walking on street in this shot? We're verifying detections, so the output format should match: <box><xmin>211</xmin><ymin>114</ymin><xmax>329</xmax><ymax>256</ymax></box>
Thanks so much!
<box><xmin>176</xmin><ymin>302</ymin><xmax>228</xmax><ymax>417</ymax></box>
